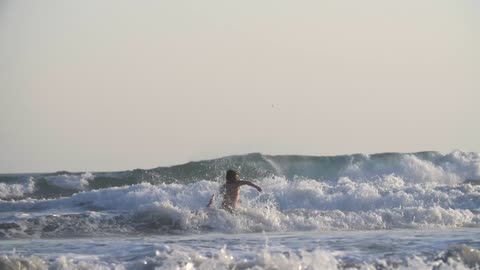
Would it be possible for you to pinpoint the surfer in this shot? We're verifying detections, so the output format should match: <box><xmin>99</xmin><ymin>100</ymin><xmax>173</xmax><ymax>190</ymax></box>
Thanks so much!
<box><xmin>206</xmin><ymin>170</ymin><xmax>262</xmax><ymax>212</ymax></box>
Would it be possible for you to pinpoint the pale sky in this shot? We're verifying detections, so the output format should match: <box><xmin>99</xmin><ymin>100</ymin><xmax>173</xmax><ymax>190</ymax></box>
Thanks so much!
<box><xmin>1</xmin><ymin>0</ymin><xmax>479</xmax><ymax>173</ymax></box>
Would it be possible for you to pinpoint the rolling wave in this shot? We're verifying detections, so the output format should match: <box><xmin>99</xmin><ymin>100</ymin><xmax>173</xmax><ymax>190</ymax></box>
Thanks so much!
<box><xmin>1</xmin><ymin>151</ymin><xmax>479</xmax><ymax>200</ymax></box>
<box><xmin>0</xmin><ymin>151</ymin><xmax>479</xmax><ymax>238</ymax></box>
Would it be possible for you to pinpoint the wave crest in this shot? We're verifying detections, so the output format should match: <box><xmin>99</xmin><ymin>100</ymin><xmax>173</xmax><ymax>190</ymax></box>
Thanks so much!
<box><xmin>1</xmin><ymin>172</ymin><xmax>479</xmax><ymax>238</ymax></box>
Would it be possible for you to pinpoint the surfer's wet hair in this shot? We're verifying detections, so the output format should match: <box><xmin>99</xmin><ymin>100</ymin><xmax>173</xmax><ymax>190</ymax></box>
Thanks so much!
<box><xmin>226</xmin><ymin>170</ymin><xmax>238</xmax><ymax>183</ymax></box>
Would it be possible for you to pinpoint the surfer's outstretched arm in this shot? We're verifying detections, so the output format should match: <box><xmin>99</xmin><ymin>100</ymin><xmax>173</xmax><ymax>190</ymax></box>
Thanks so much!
<box><xmin>237</xmin><ymin>181</ymin><xmax>262</xmax><ymax>192</ymax></box>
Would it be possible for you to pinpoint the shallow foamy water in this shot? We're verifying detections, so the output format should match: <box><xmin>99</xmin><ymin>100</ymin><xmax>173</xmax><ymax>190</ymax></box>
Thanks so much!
<box><xmin>1</xmin><ymin>229</ymin><xmax>480</xmax><ymax>269</ymax></box>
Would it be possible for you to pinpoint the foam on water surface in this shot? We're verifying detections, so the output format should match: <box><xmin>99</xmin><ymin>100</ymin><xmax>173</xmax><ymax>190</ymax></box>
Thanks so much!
<box><xmin>0</xmin><ymin>174</ymin><xmax>479</xmax><ymax>238</ymax></box>
<box><xmin>1</xmin><ymin>229</ymin><xmax>480</xmax><ymax>270</ymax></box>
<box><xmin>1</xmin><ymin>151</ymin><xmax>480</xmax><ymax>269</ymax></box>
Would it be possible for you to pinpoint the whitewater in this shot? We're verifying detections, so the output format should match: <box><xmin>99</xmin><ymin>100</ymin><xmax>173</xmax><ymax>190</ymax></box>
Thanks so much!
<box><xmin>1</xmin><ymin>151</ymin><xmax>479</xmax><ymax>269</ymax></box>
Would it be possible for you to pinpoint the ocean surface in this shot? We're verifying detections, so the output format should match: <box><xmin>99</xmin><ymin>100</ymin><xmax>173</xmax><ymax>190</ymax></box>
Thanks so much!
<box><xmin>1</xmin><ymin>151</ymin><xmax>480</xmax><ymax>269</ymax></box>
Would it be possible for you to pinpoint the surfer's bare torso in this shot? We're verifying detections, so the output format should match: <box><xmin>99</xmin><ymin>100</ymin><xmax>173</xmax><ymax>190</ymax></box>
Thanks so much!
<box><xmin>207</xmin><ymin>170</ymin><xmax>262</xmax><ymax>212</ymax></box>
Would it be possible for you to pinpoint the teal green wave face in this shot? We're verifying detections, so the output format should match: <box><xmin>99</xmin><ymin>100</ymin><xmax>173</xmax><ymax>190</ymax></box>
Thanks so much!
<box><xmin>1</xmin><ymin>151</ymin><xmax>478</xmax><ymax>200</ymax></box>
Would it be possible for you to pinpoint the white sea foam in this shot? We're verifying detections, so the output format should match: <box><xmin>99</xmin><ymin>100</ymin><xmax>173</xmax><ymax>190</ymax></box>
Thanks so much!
<box><xmin>0</xmin><ymin>254</ymin><xmax>125</xmax><ymax>270</ymax></box>
<box><xmin>2</xmin><ymin>243</ymin><xmax>477</xmax><ymax>270</ymax></box>
<box><xmin>144</xmin><ymin>244</ymin><xmax>480</xmax><ymax>270</ymax></box>
<box><xmin>341</xmin><ymin>151</ymin><xmax>480</xmax><ymax>184</ymax></box>
<box><xmin>1</xmin><ymin>173</ymin><xmax>479</xmax><ymax>238</ymax></box>
<box><xmin>141</xmin><ymin>245</ymin><xmax>342</xmax><ymax>270</ymax></box>
<box><xmin>0</xmin><ymin>177</ymin><xmax>35</xmax><ymax>199</ymax></box>
<box><xmin>0</xmin><ymin>254</ymin><xmax>47</xmax><ymax>270</ymax></box>
<box><xmin>45</xmin><ymin>172</ymin><xmax>95</xmax><ymax>190</ymax></box>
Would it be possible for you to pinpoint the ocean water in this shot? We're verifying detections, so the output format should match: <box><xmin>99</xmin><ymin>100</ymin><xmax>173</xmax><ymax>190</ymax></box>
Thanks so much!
<box><xmin>1</xmin><ymin>151</ymin><xmax>480</xmax><ymax>269</ymax></box>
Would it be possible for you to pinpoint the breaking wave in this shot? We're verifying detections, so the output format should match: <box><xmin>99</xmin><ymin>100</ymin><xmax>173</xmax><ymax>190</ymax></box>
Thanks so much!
<box><xmin>0</xmin><ymin>151</ymin><xmax>479</xmax><ymax>238</ymax></box>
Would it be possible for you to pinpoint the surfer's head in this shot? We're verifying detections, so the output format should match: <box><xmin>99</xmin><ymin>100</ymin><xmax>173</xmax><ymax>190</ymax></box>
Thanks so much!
<box><xmin>226</xmin><ymin>170</ymin><xmax>239</xmax><ymax>183</ymax></box>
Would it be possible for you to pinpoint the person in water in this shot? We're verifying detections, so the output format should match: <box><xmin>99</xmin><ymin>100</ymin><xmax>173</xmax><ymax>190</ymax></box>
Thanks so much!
<box><xmin>206</xmin><ymin>170</ymin><xmax>262</xmax><ymax>212</ymax></box>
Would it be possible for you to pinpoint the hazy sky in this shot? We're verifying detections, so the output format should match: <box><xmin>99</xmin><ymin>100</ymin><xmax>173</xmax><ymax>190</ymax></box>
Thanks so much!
<box><xmin>1</xmin><ymin>0</ymin><xmax>479</xmax><ymax>173</ymax></box>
